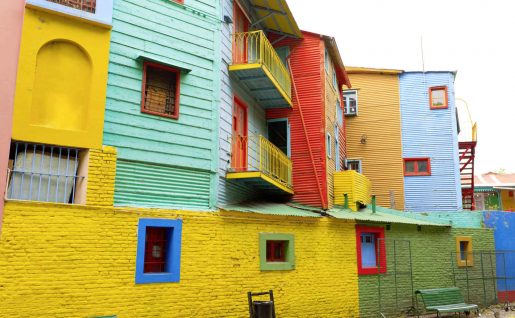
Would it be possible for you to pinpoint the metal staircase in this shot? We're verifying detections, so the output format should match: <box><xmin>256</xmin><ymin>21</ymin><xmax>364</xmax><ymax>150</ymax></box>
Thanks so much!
<box><xmin>459</xmin><ymin>141</ymin><xmax>476</xmax><ymax>210</ymax></box>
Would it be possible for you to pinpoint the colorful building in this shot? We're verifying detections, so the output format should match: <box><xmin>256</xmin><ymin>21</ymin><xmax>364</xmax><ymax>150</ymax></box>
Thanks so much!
<box><xmin>0</xmin><ymin>0</ymin><xmax>25</xmax><ymax>234</ymax></box>
<box><xmin>475</xmin><ymin>172</ymin><xmax>515</xmax><ymax>211</ymax></box>
<box><xmin>343</xmin><ymin>67</ymin><xmax>405</xmax><ymax>210</ymax></box>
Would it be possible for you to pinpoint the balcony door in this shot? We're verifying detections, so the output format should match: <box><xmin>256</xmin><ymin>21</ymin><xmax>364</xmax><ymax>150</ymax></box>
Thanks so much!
<box><xmin>233</xmin><ymin>3</ymin><xmax>249</xmax><ymax>64</ymax></box>
<box><xmin>232</xmin><ymin>97</ymin><xmax>248</xmax><ymax>171</ymax></box>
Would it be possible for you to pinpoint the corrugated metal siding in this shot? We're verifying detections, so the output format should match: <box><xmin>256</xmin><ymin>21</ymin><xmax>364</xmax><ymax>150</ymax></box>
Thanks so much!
<box><xmin>324</xmin><ymin>48</ymin><xmax>342</xmax><ymax>208</ymax></box>
<box><xmin>217</xmin><ymin>0</ymin><xmax>269</xmax><ymax>205</ymax></box>
<box><xmin>400</xmin><ymin>72</ymin><xmax>462</xmax><ymax>212</ymax></box>
<box><xmin>334</xmin><ymin>171</ymin><xmax>372</xmax><ymax>211</ymax></box>
<box><xmin>104</xmin><ymin>0</ymin><xmax>219</xmax><ymax>208</ymax></box>
<box><xmin>266</xmin><ymin>32</ymin><xmax>327</xmax><ymax>208</ymax></box>
<box><xmin>345</xmin><ymin>73</ymin><xmax>405</xmax><ymax>210</ymax></box>
<box><xmin>115</xmin><ymin>160</ymin><xmax>211</xmax><ymax>209</ymax></box>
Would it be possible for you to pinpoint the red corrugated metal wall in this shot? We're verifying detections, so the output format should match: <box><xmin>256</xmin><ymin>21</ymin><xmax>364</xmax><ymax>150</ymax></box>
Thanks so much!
<box><xmin>267</xmin><ymin>32</ymin><xmax>328</xmax><ymax>208</ymax></box>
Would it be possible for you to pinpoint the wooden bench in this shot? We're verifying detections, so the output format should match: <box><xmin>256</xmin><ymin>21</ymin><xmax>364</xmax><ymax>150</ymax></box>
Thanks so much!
<box><xmin>416</xmin><ymin>287</ymin><xmax>479</xmax><ymax>317</ymax></box>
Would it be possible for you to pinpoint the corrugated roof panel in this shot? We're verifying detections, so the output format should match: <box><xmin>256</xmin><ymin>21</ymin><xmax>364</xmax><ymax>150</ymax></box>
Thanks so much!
<box><xmin>221</xmin><ymin>202</ymin><xmax>322</xmax><ymax>217</ymax></box>
<box><xmin>328</xmin><ymin>206</ymin><xmax>450</xmax><ymax>227</ymax></box>
<box><xmin>250</xmin><ymin>0</ymin><xmax>302</xmax><ymax>38</ymax></box>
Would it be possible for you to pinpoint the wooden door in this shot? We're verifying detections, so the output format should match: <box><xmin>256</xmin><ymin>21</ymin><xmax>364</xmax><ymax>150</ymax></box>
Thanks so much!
<box><xmin>231</xmin><ymin>97</ymin><xmax>248</xmax><ymax>171</ymax></box>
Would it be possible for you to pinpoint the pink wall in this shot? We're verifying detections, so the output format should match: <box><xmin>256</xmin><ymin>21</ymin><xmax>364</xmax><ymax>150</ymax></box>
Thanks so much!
<box><xmin>0</xmin><ymin>0</ymin><xmax>25</xmax><ymax>235</ymax></box>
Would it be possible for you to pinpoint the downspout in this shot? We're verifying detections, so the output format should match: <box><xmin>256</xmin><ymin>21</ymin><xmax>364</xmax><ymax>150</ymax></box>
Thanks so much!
<box><xmin>287</xmin><ymin>51</ymin><xmax>327</xmax><ymax>209</ymax></box>
<box><xmin>372</xmin><ymin>195</ymin><xmax>376</xmax><ymax>213</ymax></box>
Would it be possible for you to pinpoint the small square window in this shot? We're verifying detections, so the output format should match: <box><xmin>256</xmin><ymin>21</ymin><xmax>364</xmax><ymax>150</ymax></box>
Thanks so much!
<box><xmin>403</xmin><ymin>158</ymin><xmax>431</xmax><ymax>176</ymax></box>
<box><xmin>455</xmin><ymin>236</ymin><xmax>473</xmax><ymax>267</ymax></box>
<box><xmin>136</xmin><ymin>218</ymin><xmax>182</xmax><ymax>284</ymax></box>
<box><xmin>347</xmin><ymin>159</ymin><xmax>362</xmax><ymax>174</ymax></box>
<box><xmin>343</xmin><ymin>90</ymin><xmax>358</xmax><ymax>116</ymax></box>
<box><xmin>356</xmin><ymin>225</ymin><xmax>386</xmax><ymax>275</ymax></box>
<box><xmin>259</xmin><ymin>233</ymin><xmax>295</xmax><ymax>271</ymax></box>
<box><xmin>141</xmin><ymin>61</ymin><xmax>181</xmax><ymax>119</ymax></box>
<box><xmin>429</xmin><ymin>86</ymin><xmax>448</xmax><ymax>109</ymax></box>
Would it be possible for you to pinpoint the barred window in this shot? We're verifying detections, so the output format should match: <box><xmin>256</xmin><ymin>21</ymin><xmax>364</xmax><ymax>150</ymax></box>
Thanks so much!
<box><xmin>6</xmin><ymin>142</ymin><xmax>86</xmax><ymax>204</ymax></box>
<box><xmin>141</xmin><ymin>61</ymin><xmax>181</xmax><ymax>119</ymax></box>
<box><xmin>46</xmin><ymin>0</ymin><xmax>96</xmax><ymax>13</ymax></box>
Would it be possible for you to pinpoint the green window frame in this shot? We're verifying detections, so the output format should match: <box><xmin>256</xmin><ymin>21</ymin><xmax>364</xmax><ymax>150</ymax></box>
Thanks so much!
<box><xmin>259</xmin><ymin>233</ymin><xmax>295</xmax><ymax>271</ymax></box>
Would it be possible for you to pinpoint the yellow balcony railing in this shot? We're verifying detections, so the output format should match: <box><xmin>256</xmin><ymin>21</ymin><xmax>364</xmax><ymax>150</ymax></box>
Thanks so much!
<box><xmin>334</xmin><ymin>170</ymin><xmax>372</xmax><ymax>211</ymax></box>
<box><xmin>472</xmin><ymin>122</ymin><xmax>477</xmax><ymax>142</ymax></box>
<box><xmin>231</xmin><ymin>30</ymin><xmax>292</xmax><ymax>104</ymax></box>
<box><xmin>229</xmin><ymin>134</ymin><xmax>293</xmax><ymax>192</ymax></box>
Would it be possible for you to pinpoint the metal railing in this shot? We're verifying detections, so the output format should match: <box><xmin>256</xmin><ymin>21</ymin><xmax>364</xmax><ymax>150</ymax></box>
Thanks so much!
<box><xmin>232</xmin><ymin>30</ymin><xmax>292</xmax><ymax>102</ymax></box>
<box><xmin>45</xmin><ymin>0</ymin><xmax>96</xmax><ymax>13</ymax></box>
<box><xmin>472</xmin><ymin>122</ymin><xmax>477</xmax><ymax>142</ymax></box>
<box><xmin>230</xmin><ymin>135</ymin><xmax>292</xmax><ymax>190</ymax></box>
<box><xmin>6</xmin><ymin>142</ymin><xmax>85</xmax><ymax>204</ymax></box>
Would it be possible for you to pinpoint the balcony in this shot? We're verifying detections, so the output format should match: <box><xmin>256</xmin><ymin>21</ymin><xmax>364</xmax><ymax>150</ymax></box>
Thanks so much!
<box><xmin>229</xmin><ymin>31</ymin><xmax>292</xmax><ymax>109</ymax></box>
<box><xmin>227</xmin><ymin>135</ymin><xmax>293</xmax><ymax>195</ymax></box>
<box><xmin>334</xmin><ymin>170</ymin><xmax>372</xmax><ymax>211</ymax></box>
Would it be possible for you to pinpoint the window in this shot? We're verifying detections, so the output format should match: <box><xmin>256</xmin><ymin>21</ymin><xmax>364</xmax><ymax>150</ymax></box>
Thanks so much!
<box><xmin>356</xmin><ymin>225</ymin><xmax>386</xmax><ymax>275</ymax></box>
<box><xmin>326</xmin><ymin>134</ymin><xmax>332</xmax><ymax>158</ymax></box>
<box><xmin>275</xmin><ymin>46</ymin><xmax>290</xmax><ymax>70</ymax></box>
<box><xmin>403</xmin><ymin>158</ymin><xmax>431</xmax><ymax>176</ymax></box>
<box><xmin>343</xmin><ymin>90</ymin><xmax>358</xmax><ymax>116</ymax></box>
<box><xmin>333</xmin><ymin>71</ymin><xmax>338</xmax><ymax>89</ymax></box>
<box><xmin>6</xmin><ymin>142</ymin><xmax>86</xmax><ymax>204</ymax></box>
<box><xmin>46</xmin><ymin>0</ymin><xmax>96</xmax><ymax>13</ymax></box>
<box><xmin>336</xmin><ymin>100</ymin><xmax>343</xmax><ymax>126</ymax></box>
<box><xmin>429</xmin><ymin>86</ymin><xmax>448</xmax><ymax>109</ymax></box>
<box><xmin>347</xmin><ymin>159</ymin><xmax>362</xmax><ymax>174</ymax></box>
<box><xmin>335</xmin><ymin>126</ymin><xmax>340</xmax><ymax>171</ymax></box>
<box><xmin>136</xmin><ymin>218</ymin><xmax>182</xmax><ymax>284</ymax></box>
<box><xmin>455</xmin><ymin>236</ymin><xmax>473</xmax><ymax>267</ymax></box>
<box><xmin>259</xmin><ymin>233</ymin><xmax>295</xmax><ymax>271</ymax></box>
<box><xmin>141</xmin><ymin>61</ymin><xmax>181</xmax><ymax>119</ymax></box>
<box><xmin>267</xmin><ymin>119</ymin><xmax>290</xmax><ymax>157</ymax></box>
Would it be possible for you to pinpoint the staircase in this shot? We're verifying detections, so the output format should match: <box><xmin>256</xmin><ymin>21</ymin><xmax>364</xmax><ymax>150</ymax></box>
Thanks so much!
<box><xmin>459</xmin><ymin>141</ymin><xmax>477</xmax><ymax>210</ymax></box>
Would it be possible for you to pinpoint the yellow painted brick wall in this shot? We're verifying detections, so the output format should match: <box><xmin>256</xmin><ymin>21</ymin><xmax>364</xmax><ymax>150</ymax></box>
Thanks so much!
<box><xmin>0</xmin><ymin>201</ymin><xmax>360</xmax><ymax>318</ymax></box>
<box><xmin>86</xmin><ymin>146</ymin><xmax>117</xmax><ymax>206</ymax></box>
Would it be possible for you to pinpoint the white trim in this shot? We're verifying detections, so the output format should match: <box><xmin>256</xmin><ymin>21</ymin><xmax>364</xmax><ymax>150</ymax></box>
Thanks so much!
<box><xmin>326</xmin><ymin>133</ymin><xmax>332</xmax><ymax>158</ymax></box>
<box><xmin>26</xmin><ymin>0</ymin><xmax>113</xmax><ymax>27</ymax></box>
<box><xmin>347</xmin><ymin>159</ymin><xmax>362</xmax><ymax>174</ymax></box>
<box><xmin>343</xmin><ymin>90</ymin><xmax>358</xmax><ymax>116</ymax></box>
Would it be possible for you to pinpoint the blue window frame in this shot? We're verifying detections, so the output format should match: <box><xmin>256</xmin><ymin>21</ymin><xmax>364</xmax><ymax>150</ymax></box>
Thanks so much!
<box><xmin>335</xmin><ymin>125</ymin><xmax>340</xmax><ymax>171</ymax></box>
<box><xmin>336</xmin><ymin>100</ymin><xmax>343</xmax><ymax>126</ymax></box>
<box><xmin>135</xmin><ymin>218</ymin><xmax>183</xmax><ymax>284</ymax></box>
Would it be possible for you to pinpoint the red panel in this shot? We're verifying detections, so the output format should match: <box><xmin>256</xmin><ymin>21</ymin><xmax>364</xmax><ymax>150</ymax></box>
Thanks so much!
<box><xmin>266</xmin><ymin>32</ymin><xmax>328</xmax><ymax>208</ymax></box>
<box><xmin>144</xmin><ymin>227</ymin><xmax>168</xmax><ymax>273</ymax></box>
<box><xmin>498</xmin><ymin>291</ymin><xmax>515</xmax><ymax>302</ymax></box>
<box><xmin>355</xmin><ymin>225</ymin><xmax>387</xmax><ymax>275</ymax></box>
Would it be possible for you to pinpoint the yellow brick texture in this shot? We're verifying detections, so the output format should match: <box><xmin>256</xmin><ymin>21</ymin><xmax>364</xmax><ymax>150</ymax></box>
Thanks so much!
<box><xmin>0</xmin><ymin>201</ymin><xmax>360</xmax><ymax>318</ymax></box>
<box><xmin>86</xmin><ymin>146</ymin><xmax>117</xmax><ymax>207</ymax></box>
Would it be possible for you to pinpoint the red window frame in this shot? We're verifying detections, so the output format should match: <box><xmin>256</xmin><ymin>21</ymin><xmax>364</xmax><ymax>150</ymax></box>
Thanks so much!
<box><xmin>429</xmin><ymin>86</ymin><xmax>448</xmax><ymax>109</ymax></box>
<box><xmin>141</xmin><ymin>61</ymin><xmax>181</xmax><ymax>120</ymax></box>
<box><xmin>266</xmin><ymin>240</ymin><xmax>287</xmax><ymax>262</ymax></box>
<box><xmin>144</xmin><ymin>227</ymin><xmax>170</xmax><ymax>273</ymax></box>
<box><xmin>403</xmin><ymin>158</ymin><xmax>431</xmax><ymax>176</ymax></box>
<box><xmin>356</xmin><ymin>225</ymin><xmax>386</xmax><ymax>275</ymax></box>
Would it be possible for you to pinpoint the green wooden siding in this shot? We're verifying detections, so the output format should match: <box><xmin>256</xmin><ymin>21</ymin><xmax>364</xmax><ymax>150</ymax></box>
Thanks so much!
<box><xmin>103</xmin><ymin>0</ymin><xmax>221</xmax><ymax>209</ymax></box>
<box><xmin>115</xmin><ymin>160</ymin><xmax>211</xmax><ymax>209</ymax></box>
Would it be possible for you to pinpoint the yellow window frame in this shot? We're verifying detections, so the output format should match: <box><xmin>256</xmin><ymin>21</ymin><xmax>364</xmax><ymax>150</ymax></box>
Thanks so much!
<box><xmin>455</xmin><ymin>236</ymin><xmax>473</xmax><ymax>267</ymax></box>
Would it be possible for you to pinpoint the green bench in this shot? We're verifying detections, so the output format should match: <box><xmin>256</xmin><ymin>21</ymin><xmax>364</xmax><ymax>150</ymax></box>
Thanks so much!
<box><xmin>416</xmin><ymin>287</ymin><xmax>479</xmax><ymax>317</ymax></box>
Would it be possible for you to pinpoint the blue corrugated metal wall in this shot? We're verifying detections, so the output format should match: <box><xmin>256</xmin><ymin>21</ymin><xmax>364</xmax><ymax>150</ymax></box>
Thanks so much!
<box><xmin>103</xmin><ymin>0</ymin><xmax>221</xmax><ymax>209</ymax></box>
<box><xmin>217</xmin><ymin>0</ymin><xmax>269</xmax><ymax>206</ymax></box>
<box><xmin>399</xmin><ymin>72</ymin><xmax>462</xmax><ymax>212</ymax></box>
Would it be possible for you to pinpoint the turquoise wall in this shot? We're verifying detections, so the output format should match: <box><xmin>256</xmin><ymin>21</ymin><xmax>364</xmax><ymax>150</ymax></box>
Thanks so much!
<box><xmin>103</xmin><ymin>0</ymin><xmax>221</xmax><ymax>209</ymax></box>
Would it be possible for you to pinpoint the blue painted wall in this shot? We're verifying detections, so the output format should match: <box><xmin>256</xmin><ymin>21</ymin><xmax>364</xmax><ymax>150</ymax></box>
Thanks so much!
<box><xmin>399</xmin><ymin>72</ymin><xmax>462</xmax><ymax>212</ymax></box>
<box><xmin>103</xmin><ymin>0</ymin><xmax>221</xmax><ymax>209</ymax></box>
<box><xmin>483</xmin><ymin>211</ymin><xmax>515</xmax><ymax>294</ymax></box>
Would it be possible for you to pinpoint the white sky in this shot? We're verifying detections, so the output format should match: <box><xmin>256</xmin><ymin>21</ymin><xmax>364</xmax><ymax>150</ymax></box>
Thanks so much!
<box><xmin>288</xmin><ymin>0</ymin><xmax>515</xmax><ymax>174</ymax></box>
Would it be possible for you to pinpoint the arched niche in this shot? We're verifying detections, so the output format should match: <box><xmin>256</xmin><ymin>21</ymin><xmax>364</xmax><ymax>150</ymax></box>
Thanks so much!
<box><xmin>30</xmin><ymin>40</ymin><xmax>92</xmax><ymax>131</ymax></box>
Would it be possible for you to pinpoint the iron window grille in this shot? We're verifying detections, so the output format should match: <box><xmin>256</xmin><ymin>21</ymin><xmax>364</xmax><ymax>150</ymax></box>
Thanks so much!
<box><xmin>45</xmin><ymin>0</ymin><xmax>96</xmax><ymax>13</ymax></box>
<box><xmin>6</xmin><ymin>142</ymin><xmax>85</xmax><ymax>204</ymax></box>
<box><xmin>141</xmin><ymin>61</ymin><xmax>181</xmax><ymax>119</ymax></box>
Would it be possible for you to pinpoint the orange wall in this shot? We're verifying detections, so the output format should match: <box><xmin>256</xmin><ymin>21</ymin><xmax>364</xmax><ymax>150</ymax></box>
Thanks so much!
<box><xmin>0</xmin><ymin>0</ymin><xmax>25</xmax><ymax>235</ymax></box>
